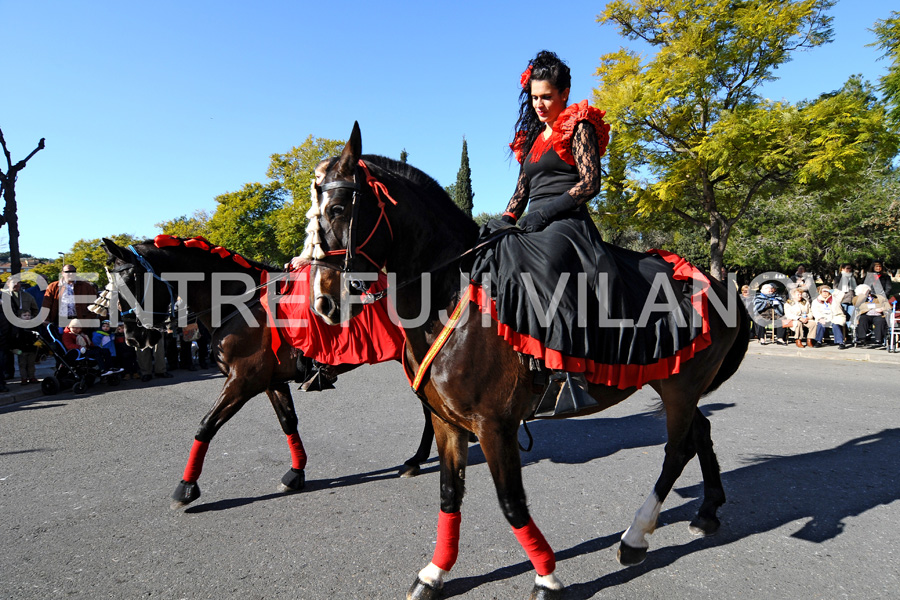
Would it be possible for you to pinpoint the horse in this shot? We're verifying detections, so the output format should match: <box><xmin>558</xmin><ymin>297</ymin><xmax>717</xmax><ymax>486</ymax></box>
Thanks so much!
<box><xmin>100</xmin><ymin>236</ymin><xmax>437</xmax><ymax>510</ymax></box>
<box><xmin>304</xmin><ymin>123</ymin><xmax>750</xmax><ymax>599</ymax></box>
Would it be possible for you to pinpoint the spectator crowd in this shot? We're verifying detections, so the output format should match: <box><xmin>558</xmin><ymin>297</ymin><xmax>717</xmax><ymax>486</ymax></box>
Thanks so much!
<box><xmin>0</xmin><ymin>264</ymin><xmax>212</xmax><ymax>393</ymax></box>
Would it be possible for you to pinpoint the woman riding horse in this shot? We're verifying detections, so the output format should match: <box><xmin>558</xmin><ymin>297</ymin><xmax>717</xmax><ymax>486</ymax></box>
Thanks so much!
<box><xmin>303</xmin><ymin>108</ymin><xmax>748</xmax><ymax>598</ymax></box>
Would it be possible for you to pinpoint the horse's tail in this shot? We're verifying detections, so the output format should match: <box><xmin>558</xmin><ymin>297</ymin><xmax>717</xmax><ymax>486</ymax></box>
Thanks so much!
<box><xmin>702</xmin><ymin>278</ymin><xmax>750</xmax><ymax>397</ymax></box>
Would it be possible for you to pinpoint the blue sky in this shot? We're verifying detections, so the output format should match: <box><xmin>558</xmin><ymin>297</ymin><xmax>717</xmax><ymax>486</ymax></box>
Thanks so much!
<box><xmin>1</xmin><ymin>0</ymin><xmax>893</xmax><ymax>261</ymax></box>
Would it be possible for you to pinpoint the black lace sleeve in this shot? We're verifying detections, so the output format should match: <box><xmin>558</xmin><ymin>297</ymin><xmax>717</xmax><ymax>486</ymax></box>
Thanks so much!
<box><xmin>504</xmin><ymin>164</ymin><xmax>530</xmax><ymax>218</ymax></box>
<box><xmin>567</xmin><ymin>121</ymin><xmax>602</xmax><ymax>205</ymax></box>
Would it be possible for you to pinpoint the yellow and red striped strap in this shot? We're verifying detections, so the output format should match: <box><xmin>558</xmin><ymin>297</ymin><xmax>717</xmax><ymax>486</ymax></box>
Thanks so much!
<box><xmin>411</xmin><ymin>285</ymin><xmax>473</xmax><ymax>392</ymax></box>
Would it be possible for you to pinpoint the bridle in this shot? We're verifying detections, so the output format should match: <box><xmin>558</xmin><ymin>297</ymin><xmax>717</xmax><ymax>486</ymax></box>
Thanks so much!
<box><xmin>311</xmin><ymin>159</ymin><xmax>397</xmax><ymax>302</ymax></box>
<box><xmin>108</xmin><ymin>246</ymin><xmax>178</xmax><ymax>327</ymax></box>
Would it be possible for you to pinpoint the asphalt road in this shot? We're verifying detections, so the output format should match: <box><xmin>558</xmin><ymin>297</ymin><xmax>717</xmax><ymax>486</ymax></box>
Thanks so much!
<box><xmin>1</xmin><ymin>354</ymin><xmax>898</xmax><ymax>599</ymax></box>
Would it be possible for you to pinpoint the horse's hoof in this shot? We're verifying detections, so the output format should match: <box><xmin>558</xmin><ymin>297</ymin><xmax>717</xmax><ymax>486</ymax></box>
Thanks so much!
<box><xmin>171</xmin><ymin>480</ymin><xmax>200</xmax><ymax>509</ymax></box>
<box><xmin>529</xmin><ymin>584</ymin><xmax>564</xmax><ymax>600</ymax></box>
<box><xmin>278</xmin><ymin>468</ymin><xmax>305</xmax><ymax>493</ymax></box>
<box><xmin>616</xmin><ymin>541</ymin><xmax>647</xmax><ymax>566</ymax></box>
<box><xmin>399</xmin><ymin>462</ymin><xmax>421</xmax><ymax>478</ymax></box>
<box><xmin>689</xmin><ymin>515</ymin><xmax>720</xmax><ymax>537</ymax></box>
<box><xmin>407</xmin><ymin>576</ymin><xmax>442</xmax><ymax>600</ymax></box>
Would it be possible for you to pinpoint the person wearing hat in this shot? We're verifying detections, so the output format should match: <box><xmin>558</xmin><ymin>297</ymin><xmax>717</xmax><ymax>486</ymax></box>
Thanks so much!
<box><xmin>41</xmin><ymin>265</ymin><xmax>99</xmax><ymax>329</ymax></box>
<box><xmin>62</xmin><ymin>318</ymin><xmax>121</xmax><ymax>376</ymax></box>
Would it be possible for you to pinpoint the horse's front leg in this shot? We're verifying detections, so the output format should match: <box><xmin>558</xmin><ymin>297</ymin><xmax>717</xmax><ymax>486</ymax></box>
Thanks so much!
<box><xmin>400</xmin><ymin>403</ymin><xmax>435</xmax><ymax>478</ymax></box>
<box><xmin>479</xmin><ymin>422</ymin><xmax>564</xmax><ymax>600</ymax></box>
<box><xmin>407</xmin><ymin>416</ymin><xmax>468</xmax><ymax>600</ymax></box>
<box><xmin>171</xmin><ymin>372</ymin><xmax>258</xmax><ymax>509</ymax></box>
<box><xmin>265</xmin><ymin>383</ymin><xmax>307</xmax><ymax>493</ymax></box>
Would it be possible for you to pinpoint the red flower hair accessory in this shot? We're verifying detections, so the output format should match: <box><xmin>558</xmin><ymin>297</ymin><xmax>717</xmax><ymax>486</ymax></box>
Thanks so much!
<box><xmin>520</xmin><ymin>65</ymin><xmax>533</xmax><ymax>89</ymax></box>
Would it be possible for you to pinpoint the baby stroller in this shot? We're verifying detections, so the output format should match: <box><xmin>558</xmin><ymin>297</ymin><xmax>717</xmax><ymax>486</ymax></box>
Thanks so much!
<box><xmin>33</xmin><ymin>323</ymin><xmax>122</xmax><ymax>395</ymax></box>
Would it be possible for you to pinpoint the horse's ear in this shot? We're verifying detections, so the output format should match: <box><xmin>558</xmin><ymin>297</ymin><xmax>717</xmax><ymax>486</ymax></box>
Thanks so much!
<box><xmin>336</xmin><ymin>121</ymin><xmax>362</xmax><ymax>176</ymax></box>
<box><xmin>101</xmin><ymin>238</ymin><xmax>129</xmax><ymax>263</ymax></box>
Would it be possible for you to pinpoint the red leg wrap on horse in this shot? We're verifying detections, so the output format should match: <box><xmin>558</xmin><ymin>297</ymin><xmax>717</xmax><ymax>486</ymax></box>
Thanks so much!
<box><xmin>286</xmin><ymin>433</ymin><xmax>307</xmax><ymax>470</ymax></box>
<box><xmin>431</xmin><ymin>510</ymin><xmax>462</xmax><ymax>572</ymax></box>
<box><xmin>182</xmin><ymin>440</ymin><xmax>209</xmax><ymax>482</ymax></box>
<box><xmin>512</xmin><ymin>517</ymin><xmax>556</xmax><ymax>576</ymax></box>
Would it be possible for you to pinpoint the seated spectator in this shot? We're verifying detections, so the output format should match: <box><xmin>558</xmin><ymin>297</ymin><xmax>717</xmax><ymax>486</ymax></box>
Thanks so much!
<box><xmin>62</xmin><ymin>318</ymin><xmax>120</xmax><ymax>376</ymax></box>
<box><xmin>92</xmin><ymin>319</ymin><xmax>116</xmax><ymax>367</ymax></box>
<box><xmin>113</xmin><ymin>323</ymin><xmax>140</xmax><ymax>379</ymax></box>
<box><xmin>10</xmin><ymin>310</ymin><xmax>41</xmax><ymax>384</ymax></box>
<box><xmin>810</xmin><ymin>286</ymin><xmax>849</xmax><ymax>349</ymax></box>
<box><xmin>863</xmin><ymin>261</ymin><xmax>892</xmax><ymax>298</ymax></box>
<box><xmin>853</xmin><ymin>284</ymin><xmax>891</xmax><ymax>348</ymax></box>
<box><xmin>784</xmin><ymin>287</ymin><xmax>814</xmax><ymax>347</ymax></box>
<box><xmin>740</xmin><ymin>285</ymin><xmax>756</xmax><ymax>339</ymax></box>
<box><xmin>753</xmin><ymin>283</ymin><xmax>787</xmax><ymax>345</ymax></box>
<box><xmin>791</xmin><ymin>265</ymin><xmax>814</xmax><ymax>295</ymax></box>
<box><xmin>832</xmin><ymin>264</ymin><xmax>858</xmax><ymax>320</ymax></box>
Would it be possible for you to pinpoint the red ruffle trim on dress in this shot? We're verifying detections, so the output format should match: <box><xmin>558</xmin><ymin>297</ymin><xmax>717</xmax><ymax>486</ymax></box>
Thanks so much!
<box><xmin>509</xmin><ymin>100</ymin><xmax>611</xmax><ymax>165</ymax></box>
<box><xmin>470</xmin><ymin>249</ymin><xmax>712</xmax><ymax>390</ymax></box>
<box><xmin>510</xmin><ymin>131</ymin><xmax>528</xmax><ymax>164</ymax></box>
<box><xmin>260</xmin><ymin>266</ymin><xmax>405</xmax><ymax>366</ymax></box>
<box><xmin>553</xmin><ymin>100</ymin><xmax>610</xmax><ymax>166</ymax></box>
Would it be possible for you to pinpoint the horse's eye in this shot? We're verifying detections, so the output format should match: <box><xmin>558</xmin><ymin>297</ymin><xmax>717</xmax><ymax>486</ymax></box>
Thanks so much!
<box><xmin>330</xmin><ymin>204</ymin><xmax>346</xmax><ymax>218</ymax></box>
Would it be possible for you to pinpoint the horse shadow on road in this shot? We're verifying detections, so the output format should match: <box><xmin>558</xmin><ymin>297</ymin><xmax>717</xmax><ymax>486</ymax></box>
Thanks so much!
<box><xmin>443</xmin><ymin>427</ymin><xmax>900</xmax><ymax>599</ymax></box>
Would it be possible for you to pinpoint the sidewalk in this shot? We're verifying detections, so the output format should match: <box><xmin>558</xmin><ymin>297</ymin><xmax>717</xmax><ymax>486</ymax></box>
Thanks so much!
<box><xmin>0</xmin><ymin>358</ymin><xmax>58</xmax><ymax>408</ymax></box>
<box><xmin>746</xmin><ymin>338</ymin><xmax>900</xmax><ymax>365</ymax></box>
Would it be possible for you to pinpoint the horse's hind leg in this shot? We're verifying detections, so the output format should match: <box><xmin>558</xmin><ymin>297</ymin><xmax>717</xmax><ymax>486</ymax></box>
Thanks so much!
<box><xmin>407</xmin><ymin>417</ymin><xmax>468</xmax><ymax>600</ymax></box>
<box><xmin>265</xmin><ymin>383</ymin><xmax>306</xmax><ymax>493</ymax></box>
<box><xmin>618</xmin><ymin>398</ymin><xmax>700</xmax><ymax>566</ymax></box>
<box><xmin>687</xmin><ymin>407</ymin><xmax>725</xmax><ymax>536</ymax></box>
<box><xmin>399</xmin><ymin>403</ymin><xmax>434</xmax><ymax>478</ymax></box>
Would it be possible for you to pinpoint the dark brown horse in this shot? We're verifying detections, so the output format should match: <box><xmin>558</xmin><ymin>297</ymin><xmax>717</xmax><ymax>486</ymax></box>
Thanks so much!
<box><xmin>101</xmin><ymin>237</ymin><xmax>435</xmax><ymax>509</ymax></box>
<box><xmin>306</xmin><ymin>124</ymin><xmax>750</xmax><ymax>599</ymax></box>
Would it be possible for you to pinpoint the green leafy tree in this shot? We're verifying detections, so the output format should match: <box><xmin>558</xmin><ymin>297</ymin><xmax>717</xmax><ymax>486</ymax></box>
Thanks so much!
<box><xmin>267</xmin><ymin>136</ymin><xmax>344</xmax><ymax>260</ymax></box>
<box><xmin>204</xmin><ymin>182</ymin><xmax>284</xmax><ymax>264</ymax></box>
<box><xmin>595</xmin><ymin>0</ymin><xmax>898</xmax><ymax>280</ymax></box>
<box><xmin>156</xmin><ymin>210</ymin><xmax>210</xmax><ymax>239</ymax></box>
<box><xmin>400</xmin><ymin>149</ymin><xmax>409</xmax><ymax>163</ymax></box>
<box><xmin>872</xmin><ymin>11</ymin><xmax>900</xmax><ymax>129</ymax></box>
<box><xmin>473</xmin><ymin>211</ymin><xmax>502</xmax><ymax>226</ymax></box>
<box><xmin>452</xmin><ymin>137</ymin><xmax>474</xmax><ymax>217</ymax></box>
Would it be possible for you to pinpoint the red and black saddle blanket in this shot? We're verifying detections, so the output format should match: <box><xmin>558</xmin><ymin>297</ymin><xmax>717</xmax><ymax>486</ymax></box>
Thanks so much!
<box><xmin>260</xmin><ymin>266</ymin><xmax>405</xmax><ymax>366</ymax></box>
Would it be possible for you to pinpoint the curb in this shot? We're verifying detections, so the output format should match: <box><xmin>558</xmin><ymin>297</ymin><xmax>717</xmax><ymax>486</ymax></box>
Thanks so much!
<box><xmin>0</xmin><ymin>385</ymin><xmax>46</xmax><ymax>408</ymax></box>
<box><xmin>746</xmin><ymin>344</ymin><xmax>900</xmax><ymax>365</ymax></box>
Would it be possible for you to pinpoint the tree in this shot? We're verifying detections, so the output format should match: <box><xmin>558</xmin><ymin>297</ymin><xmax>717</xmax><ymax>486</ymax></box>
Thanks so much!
<box><xmin>204</xmin><ymin>182</ymin><xmax>284</xmax><ymax>264</ymax></box>
<box><xmin>266</xmin><ymin>135</ymin><xmax>344</xmax><ymax>261</ymax></box>
<box><xmin>156</xmin><ymin>210</ymin><xmax>211</xmax><ymax>239</ymax></box>
<box><xmin>157</xmin><ymin>135</ymin><xmax>344</xmax><ymax>264</ymax></box>
<box><xmin>0</xmin><ymin>128</ymin><xmax>45</xmax><ymax>275</ymax></box>
<box><xmin>872</xmin><ymin>11</ymin><xmax>900</xmax><ymax>129</ymax></box>
<box><xmin>595</xmin><ymin>0</ymin><xmax>898</xmax><ymax>280</ymax></box>
<box><xmin>400</xmin><ymin>149</ymin><xmax>409</xmax><ymax>163</ymax></box>
<box><xmin>452</xmin><ymin>137</ymin><xmax>474</xmax><ymax>217</ymax></box>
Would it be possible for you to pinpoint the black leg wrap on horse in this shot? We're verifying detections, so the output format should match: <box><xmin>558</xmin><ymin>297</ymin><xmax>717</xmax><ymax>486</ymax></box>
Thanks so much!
<box><xmin>280</xmin><ymin>467</ymin><xmax>306</xmax><ymax>492</ymax></box>
<box><xmin>172</xmin><ymin>480</ymin><xmax>201</xmax><ymax>505</ymax></box>
<box><xmin>529</xmin><ymin>583</ymin><xmax>563</xmax><ymax>600</ymax></box>
<box><xmin>616</xmin><ymin>541</ymin><xmax>648</xmax><ymax>566</ymax></box>
<box><xmin>407</xmin><ymin>577</ymin><xmax>442</xmax><ymax>600</ymax></box>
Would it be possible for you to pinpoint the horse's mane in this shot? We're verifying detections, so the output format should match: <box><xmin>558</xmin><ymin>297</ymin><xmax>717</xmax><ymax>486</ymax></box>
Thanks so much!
<box><xmin>141</xmin><ymin>236</ymin><xmax>282</xmax><ymax>273</ymax></box>
<box><xmin>361</xmin><ymin>155</ymin><xmax>455</xmax><ymax>206</ymax></box>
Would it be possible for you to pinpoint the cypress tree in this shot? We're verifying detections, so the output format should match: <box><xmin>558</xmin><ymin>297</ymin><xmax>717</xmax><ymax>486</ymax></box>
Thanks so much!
<box><xmin>453</xmin><ymin>137</ymin><xmax>474</xmax><ymax>217</ymax></box>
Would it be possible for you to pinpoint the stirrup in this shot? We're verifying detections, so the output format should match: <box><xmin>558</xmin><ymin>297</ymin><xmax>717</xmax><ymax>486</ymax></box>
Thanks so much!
<box><xmin>533</xmin><ymin>372</ymin><xmax>597</xmax><ymax>418</ymax></box>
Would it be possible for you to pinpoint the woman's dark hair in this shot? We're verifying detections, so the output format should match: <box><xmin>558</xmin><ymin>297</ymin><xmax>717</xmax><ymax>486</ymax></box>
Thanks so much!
<box><xmin>513</xmin><ymin>50</ymin><xmax>571</xmax><ymax>158</ymax></box>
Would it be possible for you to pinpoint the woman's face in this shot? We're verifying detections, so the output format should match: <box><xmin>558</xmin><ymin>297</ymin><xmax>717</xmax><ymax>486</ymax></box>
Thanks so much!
<box><xmin>530</xmin><ymin>80</ymin><xmax>569</xmax><ymax>127</ymax></box>
<box><xmin>873</xmin><ymin>263</ymin><xmax>882</xmax><ymax>272</ymax></box>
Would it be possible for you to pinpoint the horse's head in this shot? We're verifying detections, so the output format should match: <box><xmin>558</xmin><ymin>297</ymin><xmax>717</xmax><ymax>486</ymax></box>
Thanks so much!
<box><xmin>303</xmin><ymin>122</ymin><xmax>394</xmax><ymax>324</ymax></box>
<box><xmin>102</xmin><ymin>238</ymin><xmax>172</xmax><ymax>348</ymax></box>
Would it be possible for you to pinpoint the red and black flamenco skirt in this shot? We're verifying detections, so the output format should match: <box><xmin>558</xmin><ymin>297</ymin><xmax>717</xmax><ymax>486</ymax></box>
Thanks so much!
<box><xmin>466</xmin><ymin>209</ymin><xmax>711</xmax><ymax>390</ymax></box>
